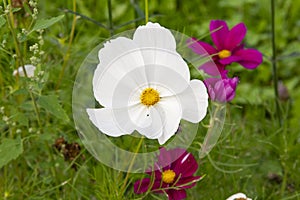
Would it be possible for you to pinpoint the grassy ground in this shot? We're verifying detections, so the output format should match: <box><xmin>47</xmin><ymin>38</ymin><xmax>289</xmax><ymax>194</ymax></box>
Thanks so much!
<box><xmin>1</xmin><ymin>0</ymin><xmax>300</xmax><ymax>199</ymax></box>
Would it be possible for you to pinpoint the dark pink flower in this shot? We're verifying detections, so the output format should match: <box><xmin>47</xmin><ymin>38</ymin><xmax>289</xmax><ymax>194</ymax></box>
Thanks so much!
<box><xmin>204</xmin><ymin>76</ymin><xmax>239</xmax><ymax>102</ymax></box>
<box><xmin>134</xmin><ymin>148</ymin><xmax>202</xmax><ymax>200</ymax></box>
<box><xmin>188</xmin><ymin>20</ymin><xmax>263</xmax><ymax>76</ymax></box>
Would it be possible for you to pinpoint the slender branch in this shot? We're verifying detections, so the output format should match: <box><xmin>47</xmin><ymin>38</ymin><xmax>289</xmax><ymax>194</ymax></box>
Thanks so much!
<box><xmin>60</xmin><ymin>8</ymin><xmax>107</xmax><ymax>29</ymax></box>
<box><xmin>120</xmin><ymin>137</ymin><xmax>144</xmax><ymax>196</ymax></box>
<box><xmin>107</xmin><ymin>0</ymin><xmax>114</xmax><ymax>36</ymax></box>
<box><xmin>56</xmin><ymin>0</ymin><xmax>77</xmax><ymax>90</ymax></box>
<box><xmin>271</xmin><ymin>0</ymin><xmax>282</xmax><ymax>126</ymax></box>
<box><xmin>145</xmin><ymin>0</ymin><xmax>148</xmax><ymax>23</ymax></box>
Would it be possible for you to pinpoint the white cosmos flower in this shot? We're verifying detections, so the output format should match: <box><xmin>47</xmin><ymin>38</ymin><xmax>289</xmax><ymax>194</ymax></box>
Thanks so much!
<box><xmin>87</xmin><ymin>22</ymin><xmax>208</xmax><ymax>145</ymax></box>
<box><xmin>13</xmin><ymin>64</ymin><xmax>36</xmax><ymax>77</ymax></box>
<box><xmin>226</xmin><ymin>193</ymin><xmax>252</xmax><ymax>200</ymax></box>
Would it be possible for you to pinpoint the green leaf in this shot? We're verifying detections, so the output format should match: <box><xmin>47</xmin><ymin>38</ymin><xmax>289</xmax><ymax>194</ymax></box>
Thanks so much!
<box><xmin>0</xmin><ymin>16</ymin><xmax>6</xmax><ymax>28</ymax></box>
<box><xmin>23</xmin><ymin>3</ymin><xmax>33</xmax><ymax>15</ymax></box>
<box><xmin>14</xmin><ymin>113</ymin><xmax>29</xmax><ymax>127</ymax></box>
<box><xmin>0</xmin><ymin>137</ymin><xmax>23</xmax><ymax>169</ymax></box>
<box><xmin>37</xmin><ymin>95</ymin><xmax>69</xmax><ymax>123</ymax></box>
<box><xmin>12</xmin><ymin>8</ymin><xmax>22</xmax><ymax>13</ymax></box>
<box><xmin>30</xmin><ymin>15</ymin><xmax>64</xmax><ymax>33</ymax></box>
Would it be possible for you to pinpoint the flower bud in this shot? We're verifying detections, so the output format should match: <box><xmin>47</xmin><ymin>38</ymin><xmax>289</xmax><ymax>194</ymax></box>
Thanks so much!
<box><xmin>204</xmin><ymin>76</ymin><xmax>239</xmax><ymax>102</ymax></box>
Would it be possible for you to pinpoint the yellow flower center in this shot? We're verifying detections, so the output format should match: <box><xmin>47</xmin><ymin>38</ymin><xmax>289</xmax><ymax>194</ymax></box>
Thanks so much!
<box><xmin>140</xmin><ymin>88</ymin><xmax>160</xmax><ymax>106</ymax></box>
<box><xmin>161</xmin><ymin>169</ymin><xmax>176</xmax><ymax>184</ymax></box>
<box><xmin>235</xmin><ymin>198</ymin><xmax>246</xmax><ymax>200</ymax></box>
<box><xmin>218</xmin><ymin>49</ymin><xmax>231</xmax><ymax>59</ymax></box>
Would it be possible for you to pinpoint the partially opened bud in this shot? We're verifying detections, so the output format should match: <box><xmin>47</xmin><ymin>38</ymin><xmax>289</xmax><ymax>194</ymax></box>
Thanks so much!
<box><xmin>204</xmin><ymin>76</ymin><xmax>239</xmax><ymax>102</ymax></box>
<box><xmin>278</xmin><ymin>81</ymin><xmax>289</xmax><ymax>101</ymax></box>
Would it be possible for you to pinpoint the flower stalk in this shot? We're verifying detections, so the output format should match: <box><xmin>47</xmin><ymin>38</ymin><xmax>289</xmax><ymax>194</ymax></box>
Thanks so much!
<box><xmin>107</xmin><ymin>0</ymin><xmax>114</xmax><ymax>36</ymax></box>
<box><xmin>145</xmin><ymin>0</ymin><xmax>148</xmax><ymax>24</ymax></box>
<box><xmin>120</xmin><ymin>137</ymin><xmax>144</xmax><ymax>197</ymax></box>
<box><xmin>199</xmin><ymin>102</ymin><xmax>225</xmax><ymax>158</ymax></box>
<box><xmin>56</xmin><ymin>0</ymin><xmax>77</xmax><ymax>90</ymax></box>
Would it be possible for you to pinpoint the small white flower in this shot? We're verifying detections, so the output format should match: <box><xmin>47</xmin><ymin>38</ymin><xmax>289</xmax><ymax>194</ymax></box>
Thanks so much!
<box><xmin>29</xmin><ymin>127</ymin><xmax>34</xmax><ymax>133</ymax></box>
<box><xmin>2</xmin><ymin>116</ymin><xmax>9</xmax><ymax>122</ymax></box>
<box><xmin>0</xmin><ymin>106</ymin><xmax>4</xmax><ymax>114</ymax></box>
<box><xmin>226</xmin><ymin>193</ymin><xmax>252</xmax><ymax>200</ymax></box>
<box><xmin>87</xmin><ymin>22</ymin><xmax>208</xmax><ymax>145</ymax></box>
<box><xmin>13</xmin><ymin>64</ymin><xmax>36</xmax><ymax>77</ymax></box>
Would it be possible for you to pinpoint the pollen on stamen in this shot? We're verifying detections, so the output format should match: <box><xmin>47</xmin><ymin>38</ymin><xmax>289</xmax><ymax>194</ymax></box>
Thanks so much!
<box><xmin>218</xmin><ymin>49</ymin><xmax>231</xmax><ymax>59</ymax></box>
<box><xmin>162</xmin><ymin>169</ymin><xmax>176</xmax><ymax>184</ymax></box>
<box><xmin>140</xmin><ymin>88</ymin><xmax>160</xmax><ymax>106</ymax></box>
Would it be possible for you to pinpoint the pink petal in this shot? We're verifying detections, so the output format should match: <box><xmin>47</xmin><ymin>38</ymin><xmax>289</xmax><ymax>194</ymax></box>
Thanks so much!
<box><xmin>146</xmin><ymin>170</ymin><xmax>161</xmax><ymax>179</ymax></box>
<box><xmin>167</xmin><ymin>189</ymin><xmax>187</xmax><ymax>200</ymax></box>
<box><xmin>134</xmin><ymin>178</ymin><xmax>151</xmax><ymax>193</ymax></box>
<box><xmin>204</xmin><ymin>77</ymin><xmax>239</xmax><ymax>102</ymax></box>
<box><xmin>157</xmin><ymin>148</ymin><xmax>172</xmax><ymax>170</ymax></box>
<box><xmin>205</xmin><ymin>77</ymin><xmax>220</xmax><ymax>85</ymax></box>
<box><xmin>134</xmin><ymin>178</ymin><xmax>161</xmax><ymax>194</ymax></box>
<box><xmin>219</xmin><ymin>77</ymin><xmax>238</xmax><ymax>102</ymax></box>
<box><xmin>225</xmin><ymin>23</ymin><xmax>247</xmax><ymax>50</ymax></box>
<box><xmin>210</xmin><ymin>20</ymin><xmax>229</xmax><ymax>50</ymax></box>
<box><xmin>215</xmin><ymin>81</ymin><xmax>234</xmax><ymax>101</ymax></box>
<box><xmin>219</xmin><ymin>55</ymin><xmax>241</xmax><ymax>65</ymax></box>
<box><xmin>199</xmin><ymin>61</ymin><xmax>227</xmax><ymax>76</ymax></box>
<box><xmin>225</xmin><ymin>88</ymin><xmax>236</xmax><ymax>101</ymax></box>
<box><xmin>172</xmin><ymin>152</ymin><xmax>199</xmax><ymax>178</ymax></box>
<box><xmin>188</xmin><ymin>38</ymin><xmax>217</xmax><ymax>55</ymax></box>
<box><xmin>157</xmin><ymin>148</ymin><xmax>186</xmax><ymax>170</ymax></box>
<box><xmin>235</xmin><ymin>48</ymin><xmax>263</xmax><ymax>69</ymax></box>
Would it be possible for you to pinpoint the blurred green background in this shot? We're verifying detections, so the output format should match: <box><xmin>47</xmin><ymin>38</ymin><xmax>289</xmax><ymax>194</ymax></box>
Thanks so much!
<box><xmin>0</xmin><ymin>0</ymin><xmax>300</xmax><ymax>199</ymax></box>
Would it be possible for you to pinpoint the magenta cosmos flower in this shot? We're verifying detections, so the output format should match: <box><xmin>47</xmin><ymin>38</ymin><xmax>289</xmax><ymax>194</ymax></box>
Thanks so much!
<box><xmin>189</xmin><ymin>20</ymin><xmax>263</xmax><ymax>76</ymax></box>
<box><xmin>134</xmin><ymin>148</ymin><xmax>202</xmax><ymax>200</ymax></box>
<box><xmin>204</xmin><ymin>76</ymin><xmax>239</xmax><ymax>102</ymax></box>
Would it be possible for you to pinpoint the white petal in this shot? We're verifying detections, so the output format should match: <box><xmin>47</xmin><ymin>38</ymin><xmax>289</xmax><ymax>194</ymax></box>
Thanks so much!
<box><xmin>140</xmin><ymin>50</ymin><xmax>190</xmax><ymax>82</ymax></box>
<box><xmin>86</xmin><ymin>108</ymin><xmax>135</xmax><ymax>137</ymax></box>
<box><xmin>226</xmin><ymin>193</ymin><xmax>250</xmax><ymax>200</ymax></box>
<box><xmin>178</xmin><ymin>79</ymin><xmax>208</xmax><ymax>123</ymax></box>
<box><xmin>111</xmin><ymin>67</ymin><xmax>149</xmax><ymax>108</ymax></box>
<box><xmin>13</xmin><ymin>65</ymin><xmax>36</xmax><ymax>77</ymax></box>
<box><xmin>133</xmin><ymin>22</ymin><xmax>176</xmax><ymax>51</ymax></box>
<box><xmin>134</xmin><ymin>106</ymin><xmax>163</xmax><ymax>139</ymax></box>
<box><xmin>157</xmin><ymin>96</ymin><xmax>182</xmax><ymax>145</ymax></box>
<box><xmin>133</xmin><ymin>22</ymin><xmax>190</xmax><ymax>82</ymax></box>
<box><xmin>128</xmin><ymin>104</ymin><xmax>152</xmax><ymax>128</ymax></box>
<box><xmin>93</xmin><ymin>37</ymin><xmax>146</xmax><ymax>107</ymax></box>
<box><xmin>145</xmin><ymin>64</ymin><xmax>190</xmax><ymax>96</ymax></box>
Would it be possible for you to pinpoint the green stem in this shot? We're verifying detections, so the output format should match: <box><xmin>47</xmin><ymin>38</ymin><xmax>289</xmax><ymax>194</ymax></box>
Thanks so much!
<box><xmin>271</xmin><ymin>0</ymin><xmax>282</xmax><ymax>126</ymax></box>
<box><xmin>145</xmin><ymin>0</ymin><xmax>149</xmax><ymax>23</ymax></box>
<box><xmin>107</xmin><ymin>0</ymin><xmax>114</xmax><ymax>36</ymax></box>
<box><xmin>280</xmin><ymin>122</ymin><xmax>288</xmax><ymax>197</ymax></box>
<box><xmin>5</xmin><ymin>0</ymin><xmax>41</xmax><ymax>126</ymax></box>
<box><xmin>280</xmin><ymin>161</ymin><xmax>288</xmax><ymax>197</ymax></box>
<box><xmin>132</xmin><ymin>0</ymin><xmax>139</xmax><ymax>28</ymax></box>
<box><xmin>4</xmin><ymin>164</ymin><xmax>8</xmax><ymax>200</ymax></box>
<box><xmin>56</xmin><ymin>0</ymin><xmax>77</xmax><ymax>90</ymax></box>
<box><xmin>120</xmin><ymin>137</ymin><xmax>144</xmax><ymax>196</ymax></box>
<box><xmin>199</xmin><ymin>102</ymin><xmax>224</xmax><ymax>158</ymax></box>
